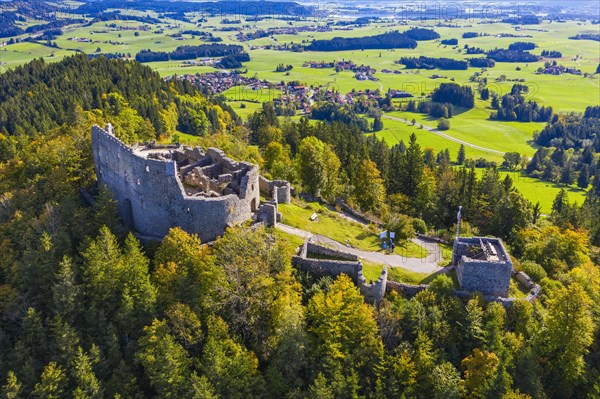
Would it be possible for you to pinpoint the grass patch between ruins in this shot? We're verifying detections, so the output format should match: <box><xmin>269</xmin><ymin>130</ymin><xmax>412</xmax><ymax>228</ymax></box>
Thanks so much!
<box><xmin>278</xmin><ymin>200</ymin><xmax>381</xmax><ymax>251</ymax></box>
<box><xmin>278</xmin><ymin>199</ymin><xmax>426</xmax><ymax>257</ymax></box>
<box><xmin>362</xmin><ymin>261</ymin><xmax>431</xmax><ymax>285</ymax></box>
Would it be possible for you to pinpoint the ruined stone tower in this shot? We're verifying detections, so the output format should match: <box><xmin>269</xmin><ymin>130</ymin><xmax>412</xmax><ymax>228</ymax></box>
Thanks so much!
<box><xmin>452</xmin><ymin>237</ymin><xmax>513</xmax><ymax>297</ymax></box>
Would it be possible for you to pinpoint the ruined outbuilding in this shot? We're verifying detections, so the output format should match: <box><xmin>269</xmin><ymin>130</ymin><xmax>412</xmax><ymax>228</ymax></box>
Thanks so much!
<box><xmin>91</xmin><ymin>123</ymin><xmax>290</xmax><ymax>242</ymax></box>
<box><xmin>452</xmin><ymin>237</ymin><xmax>513</xmax><ymax>297</ymax></box>
<box><xmin>292</xmin><ymin>240</ymin><xmax>388</xmax><ymax>304</ymax></box>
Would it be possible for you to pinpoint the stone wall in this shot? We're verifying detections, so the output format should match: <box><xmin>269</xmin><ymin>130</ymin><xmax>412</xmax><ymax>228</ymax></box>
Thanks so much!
<box><xmin>306</xmin><ymin>242</ymin><xmax>358</xmax><ymax>261</ymax></box>
<box><xmin>456</xmin><ymin>260</ymin><xmax>512</xmax><ymax>297</ymax></box>
<box><xmin>292</xmin><ymin>257</ymin><xmax>362</xmax><ymax>284</ymax></box>
<box><xmin>386</xmin><ymin>281</ymin><xmax>428</xmax><ymax>296</ymax></box>
<box><xmin>453</xmin><ymin>237</ymin><xmax>513</xmax><ymax>298</ymax></box>
<box><xmin>292</xmin><ymin>240</ymin><xmax>387</xmax><ymax>304</ymax></box>
<box><xmin>358</xmin><ymin>266</ymin><xmax>387</xmax><ymax>304</ymax></box>
<box><xmin>259</xmin><ymin>176</ymin><xmax>291</xmax><ymax>204</ymax></box>
<box><xmin>292</xmin><ymin>239</ymin><xmax>539</xmax><ymax>307</ymax></box>
<box><xmin>92</xmin><ymin>124</ymin><xmax>261</xmax><ymax>242</ymax></box>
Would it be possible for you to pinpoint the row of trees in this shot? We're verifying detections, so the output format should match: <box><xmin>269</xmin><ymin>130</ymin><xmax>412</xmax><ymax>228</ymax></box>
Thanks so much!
<box><xmin>490</xmin><ymin>92</ymin><xmax>553</xmax><ymax>122</ymax></box>
<box><xmin>405</xmin><ymin>100</ymin><xmax>455</xmax><ymax>119</ymax></box>
<box><xmin>305</xmin><ymin>31</ymin><xmax>418</xmax><ymax>51</ymax></box>
<box><xmin>431</xmin><ymin>83</ymin><xmax>475</xmax><ymax>108</ymax></box>
<box><xmin>486</xmin><ymin>49</ymin><xmax>540</xmax><ymax>63</ymax></box>
<box><xmin>135</xmin><ymin>44</ymin><xmax>246</xmax><ymax>63</ymax></box>
<box><xmin>399</xmin><ymin>56</ymin><xmax>468</xmax><ymax>70</ymax></box>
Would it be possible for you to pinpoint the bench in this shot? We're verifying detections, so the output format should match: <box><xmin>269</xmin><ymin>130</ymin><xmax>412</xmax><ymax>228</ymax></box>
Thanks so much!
<box><xmin>309</xmin><ymin>213</ymin><xmax>318</xmax><ymax>221</ymax></box>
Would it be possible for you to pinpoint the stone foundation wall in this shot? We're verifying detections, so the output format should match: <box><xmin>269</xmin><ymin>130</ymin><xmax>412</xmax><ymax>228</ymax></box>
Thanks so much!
<box><xmin>291</xmin><ymin>240</ymin><xmax>387</xmax><ymax>304</ymax></box>
<box><xmin>358</xmin><ymin>266</ymin><xmax>387</xmax><ymax>304</ymax></box>
<box><xmin>306</xmin><ymin>242</ymin><xmax>358</xmax><ymax>261</ymax></box>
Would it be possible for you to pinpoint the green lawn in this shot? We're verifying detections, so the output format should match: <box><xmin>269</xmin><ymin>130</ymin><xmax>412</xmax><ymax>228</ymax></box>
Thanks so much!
<box><xmin>278</xmin><ymin>200</ymin><xmax>380</xmax><ymax>250</ymax></box>
<box><xmin>475</xmin><ymin>168</ymin><xmax>589</xmax><ymax>213</ymax></box>
<box><xmin>226</xmin><ymin>101</ymin><xmax>263</xmax><ymax>120</ymax></box>
<box><xmin>278</xmin><ymin>199</ymin><xmax>426</xmax><ymax>257</ymax></box>
<box><xmin>269</xmin><ymin>227</ymin><xmax>306</xmax><ymax>256</ymax></box>
<box><xmin>362</xmin><ymin>260</ymin><xmax>431</xmax><ymax>284</ymax></box>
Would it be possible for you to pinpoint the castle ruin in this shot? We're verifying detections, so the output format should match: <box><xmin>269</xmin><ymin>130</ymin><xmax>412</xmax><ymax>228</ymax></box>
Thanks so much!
<box><xmin>452</xmin><ymin>236</ymin><xmax>513</xmax><ymax>297</ymax></box>
<box><xmin>91</xmin><ymin>123</ymin><xmax>290</xmax><ymax>242</ymax></box>
<box><xmin>292</xmin><ymin>240</ymin><xmax>388</xmax><ymax>304</ymax></box>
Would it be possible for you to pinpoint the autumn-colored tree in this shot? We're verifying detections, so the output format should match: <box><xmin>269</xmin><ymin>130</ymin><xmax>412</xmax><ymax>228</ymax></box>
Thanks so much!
<box><xmin>543</xmin><ymin>283</ymin><xmax>594</xmax><ymax>397</ymax></box>
<box><xmin>152</xmin><ymin>227</ymin><xmax>217</xmax><ymax>313</ymax></box>
<box><xmin>201</xmin><ymin>316</ymin><xmax>265</xmax><ymax>399</ymax></box>
<box><xmin>136</xmin><ymin>319</ymin><xmax>194</xmax><ymax>399</ymax></box>
<box><xmin>353</xmin><ymin>159</ymin><xmax>386</xmax><ymax>212</ymax></box>
<box><xmin>297</xmin><ymin>136</ymin><xmax>341</xmax><ymax>201</ymax></box>
<box><xmin>307</xmin><ymin>274</ymin><xmax>383</xmax><ymax>392</ymax></box>
<box><xmin>461</xmin><ymin>348</ymin><xmax>500</xmax><ymax>399</ymax></box>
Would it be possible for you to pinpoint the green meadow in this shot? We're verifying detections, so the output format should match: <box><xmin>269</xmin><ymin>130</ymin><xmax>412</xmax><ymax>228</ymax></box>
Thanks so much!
<box><xmin>1</xmin><ymin>14</ymin><xmax>598</xmax><ymax>210</ymax></box>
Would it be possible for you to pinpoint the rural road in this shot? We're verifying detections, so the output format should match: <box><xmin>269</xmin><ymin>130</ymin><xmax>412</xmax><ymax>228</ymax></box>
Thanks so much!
<box><xmin>382</xmin><ymin>115</ymin><xmax>506</xmax><ymax>156</ymax></box>
<box><xmin>277</xmin><ymin>223</ymin><xmax>444</xmax><ymax>274</ymax></box>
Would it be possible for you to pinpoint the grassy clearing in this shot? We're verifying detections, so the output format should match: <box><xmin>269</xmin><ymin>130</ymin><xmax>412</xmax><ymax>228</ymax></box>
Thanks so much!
<box><xmin>226</xmin><ymin>101</ymin><xmax>263</xmax><ymax>120</ymax></box>
<box><xmin>375</xmin><ymin>115</ymin><xmax>505</xmax><ymax>163</ymax></box>
<box><xmin>473</xmin><ymin>168</ymin><xmax>589</xmax><ymax>213</ymax></box>
<box><xmin>388</xmin><ymin>267</ymin><xmax>432</xmax><ymax>285</ymax></box>
<box><xmin>269</xmin><ymin>227</ymin><xmax>306</xmax><ymax>255</ymax></box>
<box><xmin>278</xmin><ymin>199</ymin><xmax>426</xmax><ymax>257</ymax></box>
<box><xmin>362</xmin><ymin>260</ymin><xmax>431</xmax><ymax>284</ymax></box>
<box><xmin>278</xmin><ymin>200</ymin><xmax>381</xmax><ymax>251</ymax></box>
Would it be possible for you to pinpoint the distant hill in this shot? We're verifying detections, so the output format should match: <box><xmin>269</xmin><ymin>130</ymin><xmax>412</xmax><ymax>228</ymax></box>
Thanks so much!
<box><xmin>72</xmin><ymin>0</ymin><xmax>314</xmax><ymax>17</ymax></box>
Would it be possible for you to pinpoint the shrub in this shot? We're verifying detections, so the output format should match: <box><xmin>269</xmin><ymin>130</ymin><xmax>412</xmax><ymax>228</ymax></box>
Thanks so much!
<box><xmin>412</xmin><ymin>218</ymin><xmax>427</xmax><ymax>234</ymax></box>
<box><xmin>437</xmin><ymin>118</ymin><xmax>450</xmax><ymax>130</ymax></box>
<box><xmin>521</xmin><ymin>260</ymin><xmax>547</xmax><ymax>281</ymax></box>
<box><xmin>429</xmin><ymin>274</ymin><xmax>455</xmax><ymax>296</ymax></box>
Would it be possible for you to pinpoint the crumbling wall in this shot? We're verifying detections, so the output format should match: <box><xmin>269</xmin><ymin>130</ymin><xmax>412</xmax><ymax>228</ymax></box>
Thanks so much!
<box><xmin>91</xmin><ymin>124</ymin><xmax>260</xmax><ymax>242</ymax></box>
<box><xmin>358</xmin><ymin>266</ymin><xmax>387</xmax><ymax>304</ymax></box>
<box><xmin>306</xmin><ymin>242</ymin><xmax>358</xmax><ymax>261</ymax></box>
<box><xmin>291</xmin><ymin>240</ymin><xmax>387</xmax><ymax>304</ymax></box>
<box><xmin>259</xmin><ymin>176</ymin><xmax>291</xmax><ymax>204</ymax></box>
<box><xmin>386</xmin><ymin>281</ymin><xmax>428</xmax><ymax>297</ymax></box>
<box><xmin>456</xmin><ymin>260</ymin><xmax>512</xmax><ymax>297</ymax></box>
<box><xmin>258</xmin><ymin>201</ymin><xmax>278</xmax><ymax>227</ymax></box>
<box><xmin>292</xmin><ymin>256</ymin><xmax>361</xmax><ymax>284</ymax></box>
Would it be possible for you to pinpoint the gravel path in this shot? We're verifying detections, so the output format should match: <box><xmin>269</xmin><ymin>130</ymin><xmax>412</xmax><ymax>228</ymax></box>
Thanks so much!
<box><xmin>277</xmin><ymin>223</ymin><xmax>444</xmax><ymax>274</ymax></box>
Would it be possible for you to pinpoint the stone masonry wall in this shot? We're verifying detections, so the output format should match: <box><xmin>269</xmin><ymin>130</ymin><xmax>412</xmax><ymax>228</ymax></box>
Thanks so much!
<box><xmin>358</xmin><ymin>266</ymin><xmax>387</xmax><ymax>304</ymax></box>
<box><xmin>292</xmin><ymin>240</ymin><xmax>387</xmax><ymax>304</ymax></box>
<box><xmin>306</xmin><ymin>242</ymin><xmax>358</xmax><ymax>261</ymax></box>
<box><xmin>259</xmin><ymin>176</ymin><xmax>291</xmax><ymax>204</ymax></box>
<box><xmin>92</xmin><ymin>124</ymin><xmax>260</xmax><ymax>242</ymax></box>
<box><xmin>456</xmin><ymin>260</ymin><xmax>512</xmax><ymax>297</ymax></box>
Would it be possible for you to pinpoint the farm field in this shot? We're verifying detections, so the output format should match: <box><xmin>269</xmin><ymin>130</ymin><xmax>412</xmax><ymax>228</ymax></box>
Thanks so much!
<box><xmin>1</xmin><ymin>12</ymin><xmax>598</xmax><ymax>212</ymax></box>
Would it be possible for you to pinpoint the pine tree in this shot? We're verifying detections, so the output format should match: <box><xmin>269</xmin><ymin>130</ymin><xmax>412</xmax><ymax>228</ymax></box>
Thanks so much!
<box><xmin>1</xmin><ymin>371</ymin><xmax>21</xmax><ymax>399</ymax></box>
<box><xmin>372</xmin><ymin>116</ymin><xmax>383</xmax><ymax>131</ymax></box>
<box><xmin>532</xmin><ymin>202</ymin><xmax>541</xmax><ymax>224</ymax></box>
<box><xmin>399</xmin><ymin>133</ymin><xmax>424</xmax><ymax>198</ymax></box>
<box><xmin>32</xmin><ymin>362</ymin><xmax>67</xmax><ymax>399</ymax></box>
<box><xmin>457</xmin><ymin>144</ymin><xmax>466</xmax><ymax>165</ymax></box>
<box><xmin>577</xmin><ymin>164</ymin><xmax>590</xmax><ymax>189</ymax></box>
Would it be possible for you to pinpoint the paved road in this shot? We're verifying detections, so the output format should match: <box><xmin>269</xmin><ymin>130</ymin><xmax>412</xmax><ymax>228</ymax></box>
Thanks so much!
<box><xmin>277</xmin><ymin>223</ymin><xmax>443</xmax><ymax>274</ymax></box>
<box><xmin>382</xmin><ymin>115</ymin><xmax>506</xmax><ymax>156</ymax></box>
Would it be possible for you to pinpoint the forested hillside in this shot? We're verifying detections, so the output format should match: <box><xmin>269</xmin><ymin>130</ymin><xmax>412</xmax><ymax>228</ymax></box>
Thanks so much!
<box><xmin>0</xmin><ymin>56</ymin><xmax>599</xmax><ymax>399</ymax></box>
